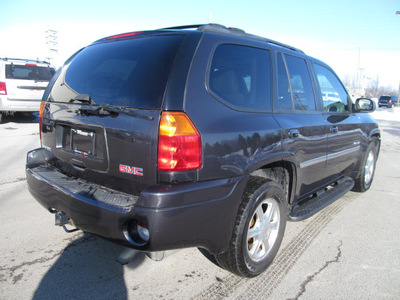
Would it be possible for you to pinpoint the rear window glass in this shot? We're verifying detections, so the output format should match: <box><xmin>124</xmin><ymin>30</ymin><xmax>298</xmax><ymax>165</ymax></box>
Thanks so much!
<box><xmin>379</xmin><ymin>96</ymin><xmax>390</xmax><ymax>101</ymax></box>
<box><xmin>64</xmin><ymin>35</ymin><xmax>185</xmax><ymax>109</ymax></box>
<box><xmin>5</xmin><ymin>65</ymin><xmax>55</xmax><ymax>81</ymax></box>
<box><xmin>208</xmin><ymin>44</ymin><xmax>271</xmax><ymax>111</ymax></box>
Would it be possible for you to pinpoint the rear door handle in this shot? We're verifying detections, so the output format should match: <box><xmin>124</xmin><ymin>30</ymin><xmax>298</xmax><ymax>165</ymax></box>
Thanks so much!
<box><xmin>330</xmin><ymin>126</ymin><xmax>339</xmax><ymax>133</ymax></box>
<box><xmin>288</xmin><ymin>129</ymin><xmax>299</xmax><ymax>139</ymax></box>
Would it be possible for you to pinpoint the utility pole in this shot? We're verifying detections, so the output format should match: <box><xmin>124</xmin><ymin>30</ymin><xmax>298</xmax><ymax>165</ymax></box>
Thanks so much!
<box><xmin>45</xmin><ymin>29</ymin><xmax>58</xmax><ymax>63</ymax></box>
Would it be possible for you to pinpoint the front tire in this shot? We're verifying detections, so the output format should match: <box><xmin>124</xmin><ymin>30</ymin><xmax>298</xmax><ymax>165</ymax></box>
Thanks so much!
<box><xmin>215</xmin><ymin>178</ymin><xmax>287</xmax><ymax>277</ymax></box>
<box><xmin>353</xmin><ymin>142</ymin><xmax>377</xmax><ymax>192</ymax></box>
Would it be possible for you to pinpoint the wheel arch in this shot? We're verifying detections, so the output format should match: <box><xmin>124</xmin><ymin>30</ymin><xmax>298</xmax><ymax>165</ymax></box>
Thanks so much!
<box><xmin>249</xmin><ymin>160</ymin><xmax>297</xmax><ymax>209</ymax></box>
<box><xmin>369</xmin><ymin>129</ymin><xmax>381</xmax><ymax>158</ymax></box>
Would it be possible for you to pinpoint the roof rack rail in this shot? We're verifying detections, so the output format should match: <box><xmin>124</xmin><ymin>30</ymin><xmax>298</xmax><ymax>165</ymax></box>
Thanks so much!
<box><xmin>1</xmin><ymin>57</ymin><xmax>51</xmax><ymax>64</ymax></box>
<box><xmin>160</xmin><ymin>23</ymin><xmax>304</xmax><ymax>53</ymax></box>
<box><xmin>199</xmin><ymin>24</ymin><xmax>304</xmax><ymax>53</ymax></box>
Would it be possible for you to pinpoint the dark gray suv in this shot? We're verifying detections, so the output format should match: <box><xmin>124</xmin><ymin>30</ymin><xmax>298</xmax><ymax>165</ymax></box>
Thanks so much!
<box><xmin>26</xmin><ymin>24</ymin><xmax>380</xmax><ymax>277</ymax></box>
<box><xmin>378</xmin><ymin>95</ymin><xmax>398</xmax><ymax>108</ymax></box>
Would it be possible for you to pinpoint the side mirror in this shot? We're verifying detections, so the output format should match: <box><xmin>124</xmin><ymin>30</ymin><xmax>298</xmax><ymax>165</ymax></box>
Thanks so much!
<box><xmin>354</xmin><ymin>98</ymin><xmax>376</xmax><ymax>112</ymax></box>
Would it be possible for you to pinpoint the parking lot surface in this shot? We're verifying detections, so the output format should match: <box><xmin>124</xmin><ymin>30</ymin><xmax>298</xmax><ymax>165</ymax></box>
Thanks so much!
<box><xmin>0</xmin><ymin>108</ymin><xmax>399</xmax><ymax>299</ymax></box>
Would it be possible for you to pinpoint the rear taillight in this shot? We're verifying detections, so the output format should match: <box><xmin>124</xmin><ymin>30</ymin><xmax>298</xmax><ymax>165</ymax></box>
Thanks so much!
<box><xmin>0</xmin><ymin>82</ymin><xmax>6</xmax><ymax>95</ymax></box>
<box><xmin>158</xmin><ymin>112</ymin><xmax>202</xmax><ymax>172</ymax></box>
<box><xmin>39</xmin><ymin>102</ymin><xmax>45</xmax><ymax>140</ymax></box>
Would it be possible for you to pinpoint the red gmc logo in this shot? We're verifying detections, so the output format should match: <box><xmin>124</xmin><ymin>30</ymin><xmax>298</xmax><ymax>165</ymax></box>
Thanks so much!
<box><xmin>119</xmin><ymin>164</ymin><xmax>143</xmax><ymax>176</ymax></box>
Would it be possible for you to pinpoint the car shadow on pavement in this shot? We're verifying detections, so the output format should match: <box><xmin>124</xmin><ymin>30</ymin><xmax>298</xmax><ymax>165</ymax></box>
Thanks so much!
<box><xmin>32</xmin><ymin>233</ymin><xmax>146</xmax><ymax>300</ymax></box>
<box><xmin>1</xmin><ymin>112</ymin><xmax>39</xmax><ymax>124</ymax></box>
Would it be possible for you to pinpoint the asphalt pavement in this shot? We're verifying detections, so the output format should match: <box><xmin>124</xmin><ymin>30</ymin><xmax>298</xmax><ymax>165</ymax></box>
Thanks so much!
<box><xmin>0</xmin><ymin>109</ymin><xmax>399</xmax><ymax>299</ymax></box>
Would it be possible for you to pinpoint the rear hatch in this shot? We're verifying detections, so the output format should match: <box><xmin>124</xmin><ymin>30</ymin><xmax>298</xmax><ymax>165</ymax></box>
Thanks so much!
<box><xmin>5</xmin><ymin>63</ymin><xmax>55</xmax><ymax>101</ymax></box>
<box><xmin>379</xmin><ymin>96</ymin><xmax>390</xmax><ymax>104</ymax></box>
<box><xmin>41</xmin><ymin>33</ymin><xmax>186</xmax><ymax>195</ymax></box>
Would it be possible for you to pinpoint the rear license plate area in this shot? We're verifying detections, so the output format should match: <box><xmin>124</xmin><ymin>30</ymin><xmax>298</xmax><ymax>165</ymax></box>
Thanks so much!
<box><xmin>72</xmin><ymin>129</ymin><xmax>95</xmax><ymax>157</ymax></box>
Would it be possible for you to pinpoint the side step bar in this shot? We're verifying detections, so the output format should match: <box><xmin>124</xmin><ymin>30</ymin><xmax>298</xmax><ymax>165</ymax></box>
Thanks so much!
<box><xmin>288</xmin><ymin>176</ymin><xmax>354</xmax><ymax>222</ymax></box>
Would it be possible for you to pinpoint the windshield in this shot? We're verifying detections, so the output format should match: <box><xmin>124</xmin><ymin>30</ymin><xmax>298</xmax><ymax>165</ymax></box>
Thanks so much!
<box><xmin>63</xmin><ymin>35</ymin><xmax>185</xmax><ymax>109</ymax></box>
<box><xmin>6</xmin><ymin>64</ymin><xmax>55</xmax><ymax>81</ymax></box>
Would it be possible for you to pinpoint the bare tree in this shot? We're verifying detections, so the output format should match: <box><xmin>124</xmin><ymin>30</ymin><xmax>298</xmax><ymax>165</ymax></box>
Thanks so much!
<box><xmin>364</xmin><ymin>75</ymin><xmax>379</xmax><ymax>98</ymax></box>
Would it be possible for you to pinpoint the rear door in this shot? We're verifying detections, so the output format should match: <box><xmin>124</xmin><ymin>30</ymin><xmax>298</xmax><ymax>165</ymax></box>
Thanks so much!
<box><xmin>273</xmin><ymin>53</ymin><xmax>328</xmax><ymax>197</ymax></box>
<box><xmin>41</xmin><ymin>34</ymin><xmax>186</xmax><ymax>195</ymax></box>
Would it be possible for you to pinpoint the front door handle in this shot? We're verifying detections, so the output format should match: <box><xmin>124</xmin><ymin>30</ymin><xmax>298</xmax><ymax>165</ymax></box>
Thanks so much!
<box><xmin>288</xmin><ymin>129</ymin><xmax>299</xmax><ymax>139</ymax></box>
<box><xmin>330</xmin><ymin>126</ymin><xmax>339</xmax><ymax>133</ymax></box>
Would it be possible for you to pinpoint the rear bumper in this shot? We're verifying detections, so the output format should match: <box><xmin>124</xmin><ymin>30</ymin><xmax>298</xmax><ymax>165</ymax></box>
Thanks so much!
<box><xmin>0</xmin><ymin>96</ymin><xmax>41</xmax><ymax>112</ymax></box>
<box><xmin>26</xmin><ymin>148</ymin><xmax>248</xmax><ymax>254</ymax></box>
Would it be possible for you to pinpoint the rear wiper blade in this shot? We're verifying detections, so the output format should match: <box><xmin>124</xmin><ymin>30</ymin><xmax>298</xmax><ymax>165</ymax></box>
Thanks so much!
<box><xmin>100</xmin><ymin>105</ymin><xmax>154</xmax><ymax>120</ymax></box>
<box><xmin>70</xmin><ymin>94</ymin><xmax>94</xmax><ymax>104</ymax></box>
<box><xmin>78</xmin><ymin>105</ymin><xmax>154</xmax><ymax>120</ymax></box>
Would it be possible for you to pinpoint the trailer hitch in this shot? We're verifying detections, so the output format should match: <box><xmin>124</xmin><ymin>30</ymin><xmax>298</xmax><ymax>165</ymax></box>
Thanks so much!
<box><xmin>55</xmin><ymin>212</ymin><xmax>79</xmax><ymax>233</ymax></box>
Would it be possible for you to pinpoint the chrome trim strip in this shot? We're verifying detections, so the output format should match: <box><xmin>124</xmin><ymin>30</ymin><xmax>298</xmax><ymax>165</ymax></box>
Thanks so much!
<box><xmin>326</xmin><ymin>146</ymin><xmax>360</xmax><ymax>160</ymax></box>
<box><xmin>300</xmin><ymin>145</ymin><xmax>360</xmax><ymax>169</ymax></box>
<box><xmin>300</xmin><ymin>155</ymin><xmax>326</xmax><ymax>169</ymax></box>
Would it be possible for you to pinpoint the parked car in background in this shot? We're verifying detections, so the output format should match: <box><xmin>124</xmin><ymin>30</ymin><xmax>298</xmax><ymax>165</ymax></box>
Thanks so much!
<box><xmin>0</xmin><ymin>58</ymin><xmax>56</xmax><ymax>122</ymax></box>
<box><xmin>26</xmin><ymin>24</ymin><xmax>380</xmax><ymax>277</ymax></box>
<box><xmin>378</xmin><ymin>95</ymin><xmax>398</xmax><ymax>108</ymax></box>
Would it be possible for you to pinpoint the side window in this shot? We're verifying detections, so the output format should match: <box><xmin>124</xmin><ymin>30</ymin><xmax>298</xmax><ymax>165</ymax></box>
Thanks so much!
<box><xmin>209</xmin><ymin>44</ymin><xmax>271</xmax><ymax>111</ymax></box>
<box><xmin>313</xmin><ymin>64</ymin><xmax>349</xmax><ymax>113</ymax></box>
<box><xmin>277</xmin><ymin>53</ymin><xmax>293</xmax><ymax>110</ymax></box>
<box><xmin>283</xmin><ymin>55</ymin><xmax>316</xmax><ymax>111</ymax></box>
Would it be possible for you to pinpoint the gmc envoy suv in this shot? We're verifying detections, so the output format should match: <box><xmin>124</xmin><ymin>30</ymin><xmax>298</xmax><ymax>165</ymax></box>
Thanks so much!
<box><xmin>26</xmin><ymin>24</ymin><xmax>380</xmax><ymax>277</ymax></box>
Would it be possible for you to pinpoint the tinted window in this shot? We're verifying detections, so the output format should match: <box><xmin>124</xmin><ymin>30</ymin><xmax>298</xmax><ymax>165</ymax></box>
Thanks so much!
<box><xmin>64</xmin><ymin>35</ymin><xmax>184</xmax><ymax>109</ymax></box>
<box><xmin>209</xmin><ymin>44</ymin><xmax>271</xmax><ymax>111</ymax></box>
<box><xmin>313</xmin><ymin>63</ymin><xmax>349</xmax><ymax>113</ymax></box>
<box><xmin>379</xmin><ymin>96</ymin><xmax>390</xmax><ymax>101</ymax></box>
<box><xmin>5</xmin><ymin>65</ymin><xmax>55</xmax><ymax>81</ymax></box>
<box><xmin>276</xmin><ymin>53</ymin><xmax>293</xmax><ymax>110</ymax></box>
<box><xmin>284</xmin><ymin>55</ymin><xmax>316</xmax><ymax>111</ymax></box>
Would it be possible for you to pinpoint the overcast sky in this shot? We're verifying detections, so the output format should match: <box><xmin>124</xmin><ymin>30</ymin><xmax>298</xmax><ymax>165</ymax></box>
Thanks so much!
<box><xmin>1</xmin><ymin>0</ymin><xmax>399</xmax><ymax>89</ymax></box>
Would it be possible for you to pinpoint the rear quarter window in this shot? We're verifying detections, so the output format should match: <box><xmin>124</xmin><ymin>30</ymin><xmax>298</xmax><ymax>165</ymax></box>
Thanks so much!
<box><xmin>63</xmin><ymin>35</ymin><xmax>185</xmax><ymax>109</ymax></box>
<box><xmin>208</xmin><ymin>44</ymin><xmax>272</xmax><ymax>111</ymax></box>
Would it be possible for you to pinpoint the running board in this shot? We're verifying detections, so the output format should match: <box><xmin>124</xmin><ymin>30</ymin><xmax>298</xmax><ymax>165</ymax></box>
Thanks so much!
<box><xmin>288</xmin><ymin>176</ymin><xmax>354</xmax><ymax>222</ymax></box>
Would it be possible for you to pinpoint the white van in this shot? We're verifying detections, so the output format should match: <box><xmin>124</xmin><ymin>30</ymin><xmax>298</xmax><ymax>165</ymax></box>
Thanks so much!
<box><xmin>0</xmin><ymin>58</ymin><xmax>56</xmax><ymax>122</ymax></box>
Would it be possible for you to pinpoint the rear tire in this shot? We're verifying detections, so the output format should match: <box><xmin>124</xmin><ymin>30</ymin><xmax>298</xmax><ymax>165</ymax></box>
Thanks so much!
<box><xmin>215</xmin><ymin>178</ymin><xmax>287</xmax><ymax>277</ymax></box>
<box><xmin>353</xmin><ymin>142</ymin><xmax>377</xmax><ymax>192</ymax></box>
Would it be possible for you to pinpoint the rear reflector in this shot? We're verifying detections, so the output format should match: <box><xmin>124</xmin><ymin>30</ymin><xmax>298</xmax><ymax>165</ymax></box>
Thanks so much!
<box><xmin>39</xmin><ymin>102</ymin><xmax>45</xmax><ymax>140</ymax></box>
<box><xmin>0</xmin><ymin>82</ymin><xmax>6</xmax><ymax>95</ymax></box>
<box><xmin>158</xmin><ymin>112</ymin><xmax>202</xmax><ymax>172</ymax></box>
